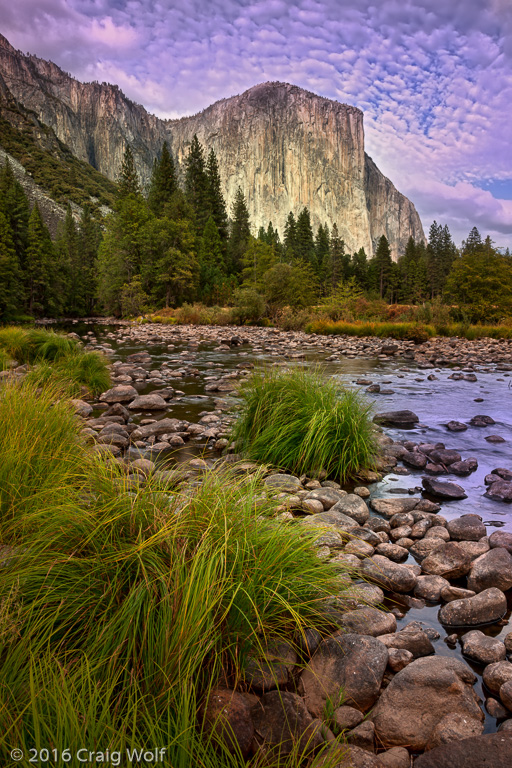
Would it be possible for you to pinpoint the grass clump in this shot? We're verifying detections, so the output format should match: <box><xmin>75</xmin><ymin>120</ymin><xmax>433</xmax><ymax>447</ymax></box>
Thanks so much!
<box><xmin>0</xmin><ymin>379</ymin><xmax>345</xmax><ymax>766</ymax></box>
<box><xmin>231</xmin><ymin>367</ymin><xmax>377</xmax><ymax>481</ymax></box>
<box><xmin>305</xmin><ymin>319</ymin><xmax>436</xmax><ymax>342</ymax></box>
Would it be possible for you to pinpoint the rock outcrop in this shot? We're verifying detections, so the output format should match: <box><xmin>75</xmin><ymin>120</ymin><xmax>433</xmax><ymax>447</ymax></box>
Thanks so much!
<box><xmin>0</xmin><ymin>33</ymin><xmax>425</xmax><ymax>257</ymax></box>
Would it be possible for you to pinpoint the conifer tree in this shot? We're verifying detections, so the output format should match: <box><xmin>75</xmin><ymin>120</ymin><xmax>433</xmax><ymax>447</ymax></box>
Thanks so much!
<box><xmin>185</xmin><ymin>134</ymin><xmax>210</xmax><ymax>235</ymax></box>
<box><xmin>206</xmin><ymin>148</ymin><xmax>228</xmax><ymax>243</ymax></box>
<box><xmin>324</xmin><ymin>223</ymin><xmax>346</xmax><ymax>291</ymax></box>
<box><xmin>228</xmin><ymin>186</ymin><xmax>250</xmax><ymax>273</ymax></box>
<box><xmin>283</xmin><ymin>212</ymin><xmax>297</xmax><ymax>260</ymax></box>
<box><xmin>0</xmin><ymin>159</ymin><xmax>30</xmax><ymax>268</ymax></box>
<box><xmin>55</xmin><ymin>205</ymin><xmax>77</xmax><ymax>314</ymax></box>
<box><xmin>199</xmin><ymin>215</ymin><xmax>227</xmax><ymax>303</ymax></box>
<box><xmin>0</xmin><ymin>210</ymin><xmax>22</xmax><ymax>320</ymax></box>
<box><xmin>370</xmin><ymin>235</ymin><xmax>393</xmax><ymax>299</ymax></box>
<box><xmin>25</xmin><ymin>204</ymin><xmax>56</xmax><ymax>316</ymax></box>
<box><xmin>351</xmin><ymin>247</ymin><xmax>369</xmax><ymax>290</ymax></box>
<box><xmin>295</xmin><ymin>208</ymin><xmax>316</xmax><ymax>268</ymax></box>
<box><xmin>117</xmin><ymin>145</ymin><xmax>140</xmax><ymax>200</ymax></box>
<box><xmin>147</xmin><ymin>141</ymin><xmax>177</xmax><ymax>216</ymax></box>
<box><xmin>78</xmin><ymin>204</ymin><xmax>101</xmax><ymax>315</ymax></box>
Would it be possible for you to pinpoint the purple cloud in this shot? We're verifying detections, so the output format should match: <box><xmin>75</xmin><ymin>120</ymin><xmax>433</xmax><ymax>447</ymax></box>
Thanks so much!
<box><xmin>1</xmin><ymin>0</ymin><xmax>511</xmax><ymax>246</ymax></box>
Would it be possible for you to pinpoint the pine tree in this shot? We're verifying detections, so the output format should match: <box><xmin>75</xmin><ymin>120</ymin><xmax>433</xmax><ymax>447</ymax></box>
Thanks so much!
<box><xmin>199</xmin><ymin>215</ymin><xmax>227</xmax><ymax>303</ymax></box>
<box><xmin>206</xmin><ymin>148</ymin><xmax>228</xmax><ymax>243</ymax></box>
<box><xmin>0</xmin><ymin>159</ymin><xmax>30</xmax><ymax>269</ymax></box>
<box><xmin>462</xmin><ymin>226</ymin><xmax>483</xmax><ymax>254</ymax></box>
<box><xmin>185</xmin><ymin>134</ymin><xmax>210</xmax><ymax>235</ymax></box>
<box><xmin>25</xmin><ymin>204</ymin><xmax>55</xmax><ymax>316</ymax></box>
<box><xmin>427</xmin><ymin>222</ymin><xmax>457</xmax><ymax>297</ymax></box>
<box><xmin>0</xmin><ymin>210</ymin><xmax>22</xmax><ymax>320</ymax></box>
<box><xmin>371</xmin><ymin>235</ymin><xmax>393</xmax><ymax>299</ymax></box>
<box><xmin>228</xmin><ymin>186</ymin><xmax>250</xmax><ymax>273</ymax></box>
<box><xmin>147</xmin><ymin>141</ymin><xmax>177</xmax><ymax>216</ymax></box>
<box><xmin>324</xmin><ymin>223</ymin><xmax>346</xmax><ymax>291</ymax></box>
<box><xmin>295</xmin><ymin>208</ymin><xmax>316</xmax><ymax>268</ymax></box>
<box><xmin>117</xmin><ymin>145</ymin><xmax>140</xmax><ymax>200</ymax></box>
<box><xmin>77</xmin><ymin>204</ymin><xmax>101</xmax><ymax>315</ymax></box>
<box><xmin>283</xmin><ymin>212</ymin><xmax>297</xmax><ymax>260</ymax></box>
<box><xmin>54</xmin><ymin>205</ymin><xmax>77</xmax><ymax>314</ymax></box>
<box><xmin>315</xmin><ymin>223</ymin><xmax>330</xmax><ymax>289</ymax></box>
<box><xmin>351</xmin><ymin>247</ymin><xmax>369</xmax><ymax>290</ymax></box>
<box><xmin>141</xmin><ymin>217</ymin><xmax>198</xmax><ymax>308</ymax></box>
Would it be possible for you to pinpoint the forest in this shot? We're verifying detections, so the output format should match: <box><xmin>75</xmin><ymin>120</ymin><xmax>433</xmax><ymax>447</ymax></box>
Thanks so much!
<box><xmin>1</xmin><ymin>136</ymin><xmax>511</xmax><ymax>325</ymax></box>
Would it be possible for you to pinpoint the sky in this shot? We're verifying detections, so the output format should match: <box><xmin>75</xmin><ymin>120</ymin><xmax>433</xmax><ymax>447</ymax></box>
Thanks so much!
<box><xmin>1</xmin><ymin>0</ymin><xmax>512</xmax><ymax>249</ymax></box>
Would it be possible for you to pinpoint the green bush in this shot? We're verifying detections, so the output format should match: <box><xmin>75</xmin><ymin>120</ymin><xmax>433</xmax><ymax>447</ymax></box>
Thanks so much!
<box><xmin>0</xmin><ymin>379</ymin><xmax>346</xmax><ymax>765</ymax></box>
<box><xmin>231</xmin><ymin>367</ymin><xmax>377</xmax><ymax>480</ymax></box>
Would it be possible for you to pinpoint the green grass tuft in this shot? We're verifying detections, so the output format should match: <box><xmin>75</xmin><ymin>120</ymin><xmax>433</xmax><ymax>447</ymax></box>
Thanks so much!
<box><xmin>231</xmin><ymin>366</ymin><xmax>377</xmax><ymax>481</ymax></box>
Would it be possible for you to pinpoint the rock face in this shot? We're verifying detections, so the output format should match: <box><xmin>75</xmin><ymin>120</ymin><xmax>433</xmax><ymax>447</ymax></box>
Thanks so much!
<box><xmin>0</xmin><ymin>34</ymin><xmax>425</xmax><ymax>258</ymax></box>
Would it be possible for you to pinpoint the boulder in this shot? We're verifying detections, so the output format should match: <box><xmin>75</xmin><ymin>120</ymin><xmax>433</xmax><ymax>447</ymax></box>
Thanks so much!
<box><xmin>243</xmin><ymin>641</ymin><xmax>296</xmax><ymax>692</ymax></box>
<box><xmin>301</xmin><ymin>633</ymin><xmax>388</xmax><ymax>716</ymax></box>
<box><xmin>130</xmin><ymin>417</ymin><xmax>183</xmax><ymax>440</ymax></box>
<box><xmin>370</xmin><ymin>656</ymin><xmax>484</xmax><ymax>750</ymax></box>
<box><xmin>330</xmin><ymin>494</ymin><xmax>369</xmax><ymax>525</ymax></box>
<box><xmin>127</xmin><ymin>394</ymin><xmax>167</xmax><ymax>410</ymax></box>
<box><xmin>339</xmin><ymin>607</ymin><xmax>397</xmax><ymax>637</ymax></box>
<box><xmin>414</xmin><ymin>574</ymin><xmax>450</xmax><ymax>601</ymax></box>
<box><xmin>490</xmin><ymin>530</ymin><xmax>512</xmax><ymax>554</ymax></box>
<box><xmin>333</xmin><ymin>705</ymin><xmax>364</xmax><ymax>731</ymax></box>
<box><xmin>376</xmin><ymin>627</ymin><xmax>435</xmax><ymax>658</ymax></box>
<box><xmin>467</xmin><ymin>547</ymin><xmax>512</xmax><ymax>593</ymax></box>
<box><xmin>313</xmin><ymin>744</ymin><xmax>385</xmax><ymax>767</ymax></box>
<box><xmin>500</xmin><ymin>680</ymin><xmax>512</xmax><ymax>711</ymax></box>
<box><xmin>251</xmin><ymin>690</ymin><xmax>320</xmax><ymax>757</ymax></box>
<box><xmin>413</xmin><ymin>733</ymin><xmax>512</xmax><ymax>768</ymax></box>
<box><xmin>359</xmin><ymin>555</ymin><xmax>417</xmax><ymax>593</ymax></box>
<box><xmin>461</xmin><ymin>631</ymin><xmax>507</xmax><ymax>665</ymax></box>
<box><xmin>447</xmin><ymin>515</ymin><xmax>486</xmax><ymax>541</ymax></box>
<box><xmin>374</xmin><ymin>543</ymin><xmax>408</xmax><ymax>562</ymax></box>
<box><xmin>402</xmin><ymin>450</ymin><xmax>427</xmax><ymax>469</ymax></box>
<box><xmin>264</xmin><ymin>474</ymin><xmax>303</xmax><ymax>493</ymax></box>
<box><xmin>483</xmin><ymin>661</ymin><xmax>512</xmax><ymax>694</ymax></box>
<box><xmin>70</xmin><ymin>398</ymin><xmax>93</xmax><ymax>417</ymax></box>
<box><xmin>446</xmin><ymin>421</ymin><xmax>468</xmax><ymax>432</ymax></box>
<box><xmin>440</xmin><ymin>586</ymin><xmax>475</xmax><ymax>602</ymax></box>
<box><xmin>347</xmin><ymin>720</ymin><xmax>375</xmax><ymax>751</ymax></box>
<box><xmin>202</xmin><ymin>688</ymin><xmax>254</xmax><ymax>756</ymax></box>
<box><xmin>438</xmin><ymin>587</ymin><xmax>507</xmax><ymax>627</ymax></box>
<box><xmin>305</xmin><ymin>487</ymin><xmax>347</xmax><ymax>509</ymax></box>
<box><xmin>378</xmin><ymin>747</ymin><xmax>410</xmax><ymax>768</ymax></box>
<box><xmin>99</xmin><ymin>385</ymin><xmax>138</xmax><ymax>403</ymax></box>
<box><xmin>422</xmin><ymin>477</ymin><xmax>467</xmax><ymax>499</ymax></box>
<box><xmin>486</xmin><ymin>481</ymin><xmax>512</xmax><ymax>502</ymax></box>
<box><xmin>373</xmin><ymin>410</ymin><xmax>419</xmax><ymax>427</ymax></box>
<box><xmin>421</xmin><ymin>542</ymin><xmax>472</xmax><ymax>579</ymax></box>
<box><xmin>409</xmin><ymin>538</ymin><xmax>445</xmax><ymax>560</ymax></box>
<box><xmin>387</xmin><ymin>648</ymin><xmax>413</xmax><ymax>673</ymax></box>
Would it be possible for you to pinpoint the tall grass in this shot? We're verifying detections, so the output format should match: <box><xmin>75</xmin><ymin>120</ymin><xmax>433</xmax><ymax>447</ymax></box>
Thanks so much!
<box><xmin>231</xmin><ymin>367</ymin><xmax>377</xmax><ymax>480</ymax></box>
<box><xmin>305</xmin><ymin>319</ymin><xmax>436</xmax><ymax>342</ymax></box>
<box><xmin>0</xmin><ymin>327</ymin><xmax>80</xmax><ymax>362</ymax></box>
<box><xmin>0</xmin><ymin>380</ymin><xmax>345</xmax><ymax>766</ymax></box>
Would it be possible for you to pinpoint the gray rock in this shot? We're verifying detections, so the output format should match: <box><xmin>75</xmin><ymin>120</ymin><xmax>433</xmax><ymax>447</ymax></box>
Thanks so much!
<box><xmin>414</xmin><ymin>574</ymin><xmax>450</xmax><ymax>601</ymax></box>
<box><xmin>413</xmin><ymin>733</ymin><xmax>512</xmax><ymax>768</ymax></box>
<box><xmin>447</xmin><ymin>514</ymin><xmax>486</xmax><ymax>541</ymax></box>
<box><xmin>377</xmin><ymin>627</ymin><xmax>435</xmax><ymax>658</ymax></box>
<box><xmin>330</xmin><ymin>494</ymin><xmax>369</xmax><ymax>525</ymax></box>
<box><xmin>99</xmin><ymin>385</ymin><xmax>138</xmax><ymax>403</ymax></box>
<box><xmin>373</xmin><ymin>410</ymin><xmax>419</xmax><ymax>427</ymax></box>
<box><xmin>339</xmin><ymin>607</ymin><xmax>397</xmax><ymax>637</ymax></box>
<box><xmin>264</xmin><ymin>474</ymin><xmax>303</xmax><ymax>493</ymax></box>
<box><xmin>422</xmin><ymin>476</ymin><xmax>467</xmax><ymax>499</ymax></box>
<box><xmin>446</xmin><ymin>420</ymin><xmax>468</xmax><ymax>432</ymax></box>
<box><xmin>421</xmin><ymin>542</ymin><xmax>472</xmax><ymax>579</ymax></box>
<box><xmin>370</xmin><ymin>656</ymin><xmax>484</xmax><ymax>750</ymax></box>
<box><xmin>467</xmin><ymin>547</ymin><xmax>512</xmax><ymax>593</ymax></box>
<box><xmin>483</xmin><ymin>661</ymin><xmax>512</xmax><ymax>694</ymax></box>
<box><xmin>451</xmin><ymin>459</ymin><xmax>478</xmax><ymax>475</ymax></box>
<box><xmin>360</xmin><ymin>555</ymin><xmax>417</xmax><ymax>593</ymax></box>
<box><xmin>127</xmin><ymin>394</ymin><xmax>167</xmax><ymax>410</ymax></box>
<box><xmin>438</xmin><ymin>587</ymin><xmax>507</xmax><ymax>627</ymax></box>
<box><xmin>301</xmin><ymin>633</ymin><xmax>388</xmax><ymax>716</ymax></box>
<box><xmin>461</xmin><ymin>630</ymin><xmax>507</xmax><ymax>665</ymax></box>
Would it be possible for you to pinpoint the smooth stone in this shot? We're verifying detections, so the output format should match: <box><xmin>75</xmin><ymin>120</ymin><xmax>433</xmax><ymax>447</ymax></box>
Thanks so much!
<box><xmin>301</xmin><ymin>633</ymin><xmax>388</xmax><ymax>716</ymax></box>
<box><xmin>489</xmin><ymin>530</ymin><xmax>512</xmax><ymax>554</ymax></box>
<box><xmin>377</xmin><ymin>627</ymin><xmax>435</xmax><ymax>658</ymax></box>
<box><xmin>451</xmin><ymin>459</ymin><xmax>478</xmax><ymax>475</ymax></box>
<box><xmin>461</xmin><ymin>630</ymin><xmax>507</xmax><ymax>665</ymax></box>
<box><xmin>447</xmin><ymin>514</ymin><xmax>486</xmax><ymax>541</ymax></box>
<box><xmin>414</xmin><ymin>575</ymin><xmax>450</xmax><ymax>601</ymax></box>
<box><xmin>467</xmin><ymin>547</ymin><xmax>512</xmax><ymax>593</ymax></box>
<box><xmin>446</xmin><ymin>420</ymin><xmax>468</xmax><ymax>432</ymax></box>
<box><xmin>303</xmin><ymin>510</ymin><xmax>360</xmax><ymax>536</ymax></box>
<box><xmin>70</xmin><ymin>398</ymin><xmax>93</xmax><ymax>417</ymax></box>
<box><xmin>470</xmin><ymin>414</ymin><xmax>495</xmax><ymax>426</ymax></box>
<box><xmin>413</xmin><ymin>733</ymin><xmax>512</xmax><ymax>768</ymax></box>
<box><xmin>330</xmin><ymin>494</ymin><xmax>370</xmax><ymax>525</ymax></box>
<box><xmin>373</xmin><ymin>410</ymin><xmax>419</xmax><ymax>427</ymax></box>
<box><xmin>429</xmin><ymin>448</ymin><xmax>461</xmax><ymax>465</ymax></box>
<box><xmin>457</xmin><ymin>539</ymin><xmax>490</xmax><ymax>560</ymax></box>
<box><xmin>438</xmin><ymin>588</ymin><xmax>507</xmax><ymax>627</ymax></box>
<box><xmin>483</xmin><ymin>661</ymin><xmax>512</xmax><ymax>694</ymax></box>
<box><xmin>387</xmin><ymin>648</ymin><xmax>413</xmax><ymax>672</ymax></box>
<box><xmin>202</xmin><ymin>688</ymin><xmax>254</xmax><ymax>757</ymax></box>
<box><xmin>347</xmin><ymin>720</ymin><xmax>375</xmax><ymax>751</ymax></box>
<box><xmin>378</xmin><ymin>747</ymin><xmax>410</xmax><ymax>768</ymax></box>
<box><xmin>127</xmin><ymin>394</ymin><xmax>167</xmax><ymax>410</ymax></box>
<box><xmin>487</xmin><ymin>697</ymin><xmax>509</xmax><ymax>719</ymax></box>
<box><xmin>402</xmin><ymin>450</ymin><xmax>427</xmax><ymax>469</ymax></box>
<box><xmin>264</xmin><ymin>474</ymin><xmax>303</xmax><ymax>493</ymax></box>
<box><xmin>344</xmin><ymin>540</ymin><xmax>375</xmax><ymax>558</ymax></box>
<box><xmin>360</xmin><ymin>555</ymin><xmax>418</xmax><ymax>593</ymax></box>
<box><xmin>370</xmin><ymin>656</ymin><xmax>484</xmax><ymax>750</ymax></box>
<box><xmin>305</xmin><ymin>487</ymin><xmax>347</xmax><ymax>509</ymax></box>
<box><xmin>339</xmin><ymin>607</ymin><xmax>397</xmax><ymax>637</ymax></box>
<box><xmin>421</xmin><ymin>542</ymin><xmax>472</xmax><ymax>579</ymax></box>
<box><xmin>333</xmin><ymin>705</ymin><xmax>364</xmax><ymax>731</ymax></box>
<box><xmin>441</xmin><ymin>586</ymin><xmax>476</xmax><ymax>602</ymax></box>
<box><xmin>422</xmin><ymin>476</ymin><xmax>467</xmax><ymax>499</ymax></box>
<box><xmin>375</xmin><ymin>543</ymin><xmax>408</xmax><ymax>562</ymax></box>
<box><xmin>99</xmin><ymin>385</ymin><xmax>138</xmax><ymax>403</ymax></box>
<box><xmin>486</xmin><ymin>481</ymin><xmax>512</xmax><ymax>502</ymax></box>
<box><xmin>243</xmin><ymin>641</ymin><xmax>297</xmax><ymax>692</ymax></box>
<box><xmin>410</xmin><ymin>538</ymin><xmax>445</xmax><ymax>560</ymax></box>
<box><xmin>500</xmin><ymin>680</ymin><xmax>512</xmax><ymax>711</ymax></box>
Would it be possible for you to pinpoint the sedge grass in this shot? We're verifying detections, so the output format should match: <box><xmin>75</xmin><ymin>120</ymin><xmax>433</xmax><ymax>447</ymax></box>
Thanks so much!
<box><xmin>25</xmin><ymin>350</ymin><xmax>111</xmax><ymax>397</ymax></box>
<box><xmin>231</xmin><ymin>366</ymin><xmax>377</xmax><ymax>481</ymax></box>
<box><xmin>0</xmin><ymin>326</ymin><xmax>80</xmax><ymax>363</ymax></box>
<box><xmin>0</xmin><ymin>379</ymin><xmax>347</xmax><ymax>765</ymax></box>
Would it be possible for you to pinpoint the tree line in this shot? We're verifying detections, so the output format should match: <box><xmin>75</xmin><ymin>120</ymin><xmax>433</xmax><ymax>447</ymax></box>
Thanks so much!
<box><xmin>0</xmin><ymin>138</ymin><xmax>510</xmax><ymax>322</ymax></box>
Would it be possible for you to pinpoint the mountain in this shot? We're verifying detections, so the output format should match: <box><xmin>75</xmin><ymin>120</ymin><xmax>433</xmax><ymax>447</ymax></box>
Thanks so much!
<box><xmin>0</xmin><ymin>34</ymin><xmax>425</xmax><ymax>257</ymax></box>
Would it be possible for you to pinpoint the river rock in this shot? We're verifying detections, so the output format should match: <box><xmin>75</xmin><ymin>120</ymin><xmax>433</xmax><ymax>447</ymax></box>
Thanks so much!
<box><xmin>461</xmin><ymin>631</ymin><xmax>507</xmax><ymax>665</ymax></box>
<box><xmin>251</xmin><ymin>690</ymin><xmax>320</xmax><ymax>757</ymax></box>
<box><xmin>470</xmin><ymin>414</ymin><xmax>495</xmax><ymax>426</ymax></box>
<box><xmin>483</xmin><ymin>661</ymin><xmax>512</xmax><ymax>694</ymax></box>
<box><xmin>387</xmin><ymin>647</ymin><xmax>413</xmax><ymax>672</ymax></box>
<box><xmin>446</xmin><ymin>420</ymin><xmax>468</xmax><ymax>432</ymax></box>
<box><xmin>127</xmin><ymin>394</ymin><xmax>167</xmax><ymax>410</ymax></box>
<box><xmin>303</xmin><ymin>510</ymin><xmax>360</xmax><ymax>537</ymax></box>
<box><xmin>413</xmin><ymin>732</ymin><xmax>512</xmax><ymax>768</ymax></box>
<box><xmin>374</xmin><ymin>543</ymin><xmax>408</xmax><ymax>562</ymax></box>
<box><xmin>370</xmin><ymin>656</ymin><xmax>484</xmax><ymax>750</ymax></box>
<box><xmin>467</xmin><ymin>547</ymin><xmax>512</xmax><ymax>593</ymax></box>
<box><xmin>500</xmin><ymin>680</ymin><xmax>512</xmax><ymax>711</ymax></box>
<box><xmin>373</xmin><ymin>410</ymin><xmax>419</xmax><ymax>427</ymax></box>
<box><xmin>440</xmin><ymin>586</ymin><xmax>476</xmax><ymax>602</ymax></box>
<box><xmin>438</xmin><ymin>587</ymin><xmax>507</xmax><ymax>627</ymax></box>
<box><xmin>409</xmin><ymin>538</ymin><xmax>445</xmax><ymax>560</ymax></box>
<box><xmin>330</xmin><ymin>495</ymin><xmax>369</xmax><ymax>525</ymax></box>
<box><xmin>339</xmin><ymin>607</ymin><xmax>397</xmax><ymax>637</ymax></box>
<box><xmin>305</xmin><ymin>487</ymin><xmax>347</xmax><ymax>509</ymax></box>
<box><xmin>130</xmin><ymin>417</ymin><xmax>184</xmax><ymax>440</ymax></box>
<box><xmin>489</xmin><ymin>530</ymin><xmax>512</xmax><ymax>554</ymax></box>
<box><xmin>99</xmin><ymin>385</ymin><xmax>138</xmax><ymax>403</ymax></box>
<box><xmin>457</xmin><ymin>539</ymin><xmax>490</xmax><ymax>560</ymax></box>
<box><xmin>447</xmin><ymin>515</ymin><xmax>487</xmax><ymax>541</ymax></box>
<box><xmin>264</xmin><ymin>474</ymin><xmax>303</xmax><ymax>493</ymax></box>
<box><xmin>402</xmin><ymin>450</ymin><xmax>427</xmax><ymax>469</ymax></box>
<box><xmin>377</xmin><ymin>627</ymin><xmax>435</xmax><ymax>658</ymax></box>
<box><xmin>314</xmin><ymin>745</ymin><xmax>385</xmax><ymax>767</ymax></box>
<box><xmin>360</xmin><ymin>555</ymin><xmax>418</xmax><ymax>593</ymax></box>
<box><xmin>70</xmin><ymin>398</ymin><xmax>93</xmax><ymax>417</ymax></box>
<box><xmin>430</xmin><ymin>449</ymin><xmax>462</xmax><ymax>465</ymax></box>
<box><xmin>333</xmin><ymin>706</ymin><xmax>364</xmax><ymax>731</ymax></box>
<box><xmin>486</xmin><ymin>481</ymin><xmax>512</xmax><ymax>502</ymax></box>
<box><xmin>244</xmin><ymin>641</ymin><xmax>297</xmax><ymax>691</ymax></box>
<box><xmin>414</xmin><ymin>574</ymin><xmax>450</xmax><ymax>601</ymax></box>
<box><xmin>421</xmin><ymin>542</ymin><xmax>472</xmax><ymax>578</ymax></box>
<box><xmin>422</xmin><ymin>477</ymin><xmax>467</xmax><ymax>499</ymax></box>
<box><xmin>378</xmin><ymin>747</ymin><xmax>410</xmax><ymax>768</ymax></box>
<box><xmin>301</xmin><ymin>633</ymin><xmax>388</xmax><ymax>716</ymax></box>
<box><xmin>451</xmin><ymin>459</ymin><xmax>478</xmax><ymax>475</ymax></box>
<box><xmin>202</xmin><ymin>688</ymin><xmax>254</xmax><ymax>756</ymax></box>
<box><xmin>347</xmin><ymin>720</ymin><xmax>375</xmax><ymax>750</ymax></box>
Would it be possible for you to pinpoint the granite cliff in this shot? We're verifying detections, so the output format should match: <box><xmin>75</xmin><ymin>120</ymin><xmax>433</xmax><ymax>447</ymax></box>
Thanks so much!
<box><xmin>0</xmin><ymin>33</ymin><xmax>425</xmax><ymax>257</ymax></box>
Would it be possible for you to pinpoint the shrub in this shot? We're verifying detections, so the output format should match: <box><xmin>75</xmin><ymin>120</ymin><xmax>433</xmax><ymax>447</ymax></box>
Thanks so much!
<box><xmin>231</xmin><ymin>367</ymin><xmax>377</xmax><ymax>480</ymax></box>
<box><xmin>231</xmin><ymin>287</ymin><xmax>266</xmax><ymax>324</ymax></box>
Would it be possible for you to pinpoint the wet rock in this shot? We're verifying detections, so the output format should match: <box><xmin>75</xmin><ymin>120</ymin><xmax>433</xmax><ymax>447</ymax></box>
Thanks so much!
<box><xmin>130</xmin><ymin>418</ymin><xmax>184</xmax><ymax>440</ymax></box>
<box><xmin>373</xmin><ymin>410</ymin><xmax>419</xmax><ymax>428</ymax></box>
<box><xmin>402</xmin><ymin>451</ymin><xmax>427</xmax><ymax>469</ymax></box>
<box><xmin>467</xmin><ymin>547</ymin><xmax>512</xmax><ymax>593</ymax></box>
<box><xmin>330</xmin><ymin>494</ymin><xmax>369</xmax><ymax>525</ymax></box>
<box><xmin>127</xmin><ymin>394</ymin><xmax>167</xmax><ymax>410</ymax></box>
<box><xmin>440</xmin><ymin>586</ymin><xmax>475</xmax><ymax>602</ymax></box>
<box><xmin>446</xmin><ymin>420</ymin><xmax>468</xmax><ymax>432</ymax></box>
<box><xmin>470</xmin><ymin>414</ymin><xmax>495</xmax><ymax>426</ymax></box>
<box><xmin>487</xmin><ymin>435</ymin><xmax>506</xmax><ymax>443</ymax></box>
<box><xmin>447</xmin><ymin>515</ymin><xmax>486</xmax><ymax>541</ymax></box>
<box><xmin>486</xmin><ymin>481</ymin><xmax>512</xmax><ymax>502</ymax></box>
<box><xmin>202</xmin><ymin>688</ymin><xmax>254</xmax><ymax>757</ymax></box>
<box><xmin>487</xmin><ymin>697</ymin><xmax>509</xmax><ymax>719</ymax></box>
<box><xmin>301</xmin><ymin>633</ymin><xmax>388</xmax><ymax>716</ymax></box>
<box><xmin>377</xmin><ymin>627</ymin><xmax>435</xmax><ymax>659</ymax></box>
<box><xmin>483</xmin><ymin>661</ymin><xmax>512</xmax><ymax>694</ymax></box>
<box><xmin>305</xmin><ymin>487</ymin><xmax>347</xmax><ymax>509</ymax></box>
<box><xmin>375</xmin><ymin>543</ymin><xmax>408</xmax><ymax>562</ymax></box>
<box><xmin>429</xmin><ymin>449</ymin><xmax>462</xmax><ymax>465</ymax></box>
<box><xmin>451</xmin><ymin>459</ymin><xmax>478</xmax><ymax>475</ymax></box>
<box><xmin>438</xmin><ymin>587</ymin><xmax>507</xmax><ymax>627</ymax></box>
<box><xmin>99</xmin><ymin>385</ymin><xmax>138</xmax><ymax>403</ymax></box>
<box><xmin>339</xmin><ymin>607</ymin><xmax>397</xmax><ymax>637</ymax></box>
<box><xmin>414</xmin><ymin>575</ymin><xmax>450</xmax><ymax>601</ymax></box>
<box><xmin>370</xmin><ymin>656</ymin><xmax>484</xmax><ymax>750</ymax></box>
<box><xmin>422</xmin><ymin>477</ymin><xmax>467</xmax><ymax>499</ymax></box>
<box><xmin>264</xmin><ymin>474</ymin><xmax>303</xmax><ymax>493</ymax></box>
<box><xmin>489</xmin><ymin>530</ymin><xmax>512</xmax><ymax>554</ymax></box>
<box><xmin>421</xmin><ymin>541</ymin><xmax>472</xmax><ymax>579</ymax></box>
<box><xmin>360</xmin><ymin>555</ymin><xmax>417</xmax><ymax>593</ymax></box>
<box><xmin>461</xmin><ymin>631</ymin><xmax>507</xmax><ymax>665</ymax></box>
<box><xmin>413</xmin><ymin>732</ymin><xmax>512</xmax><ymax>768</ymax></box>
<box><xmin>251</xmin><ymin>690</ymin><xmax>320</xmax><ymax>757</ymax></box>
<box><xmin>500</xmin><ymin>680</ymin><xmax>512</xmax><ymax>711</ymax></box>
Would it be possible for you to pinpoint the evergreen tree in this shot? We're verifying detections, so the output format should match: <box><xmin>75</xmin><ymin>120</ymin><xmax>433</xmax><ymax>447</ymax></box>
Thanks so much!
<box><xmin>77</xmin><ymin>204</ymin><xmax>101</xmax><ymax>315</ymax></box>
<box><xmin>427</xmin><ymin>222</ymin><xmax>457</xmax><ymax>297</ymax></box>
<box><xmin>199</xmin><ymin>216</ymin><xmax>227</xmax><ymax>303</ymax></box>
<box><xmin>283</xmin><ymin>212</ymin><xmax>297</xmax><ymax>260</ymax></box>
<box><xmin>141</xmin><ymin>217</ymin><xmax>198</xmax><ymax>308</ymax></box>
<box><xmin>55</xmin><ymin>205</ymin><xmax>78</xmax><ymax>314</ymax></box>
<box><xmin>295</xmin><ymin>208</ymin><xmax>316</xmax><ymax>268</ymax></box>
<box><xmin>185</xmin><ymin>134</ymin><xmax>210</xmax><ymax>235</ymax></box>
<box><xmin>462</xmin><ymin>226</ymin><xmax>483</xmax><ymax>254</ymax></box>
<box><xmin>351</xmin><ymin>247</ymin><xmax>369</xmax><ymax>290</ymax></box>
<box><xmin>0</xmin><ymin>210</ymin><xmax>22</xmax><ymax>321</ymax></box>
<box><xmin>398</xmin><ymin>236</ymin><xmax>429</xmax><ymax>303</ymax></box>
<box><xmin>25</xmin><ymin>204</ymin><xmax>56</xmax><ymax>316</ymax></box>
<box><xmin>117</xmin><ymin>145</ymin><xmax>140</xmax><ymax>200</ymax></box>
<box><xmin>228</xmin><ymin>186</ymin><xmax>250</xmax><ymax>273</ymax></box>
<box><xmin>206</xmin><ymin>148</ymin><xmax>228</xmax><ymax>243</ymax></box>
<box><xmin>0</xmin><ymin>159</ymin><xmax>30</xmax><ymax>270</ymax></box>
<box><xmin>324</xmin><ymin>224</ymin><xmax>346</xmax><ymax>291</ymax></box>
<box><xmin>315</xmin><ymin>223</ymin><xmax>330</xmax><ymax>288</ymax></box>
<box><xmin>370</xmin><ymin>235</ymin><xmax>393</xmax><ymax>299</ymax></box>
<box><xmin>147</xmin><ymin>141</ymin><xmax>177</xmax><ymax>216</ymax></box>
<box><xmin>240</xmin><ymin>236</ymin><xmax>276</xmax><ymax>290</ymax></box>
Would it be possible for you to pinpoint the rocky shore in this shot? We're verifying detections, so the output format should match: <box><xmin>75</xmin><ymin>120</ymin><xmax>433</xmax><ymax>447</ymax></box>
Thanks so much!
<box><xmin>17</xmin><ymin>321</ymin><xmax>512</xmax><ymax>765</ymax></box>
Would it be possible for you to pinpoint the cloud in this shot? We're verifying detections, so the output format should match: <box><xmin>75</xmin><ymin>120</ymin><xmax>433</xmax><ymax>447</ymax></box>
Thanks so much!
<box><xmin>1</xmin><ymin>0</ymin><xmax>511</xmax><ymax>247</ymax></box>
